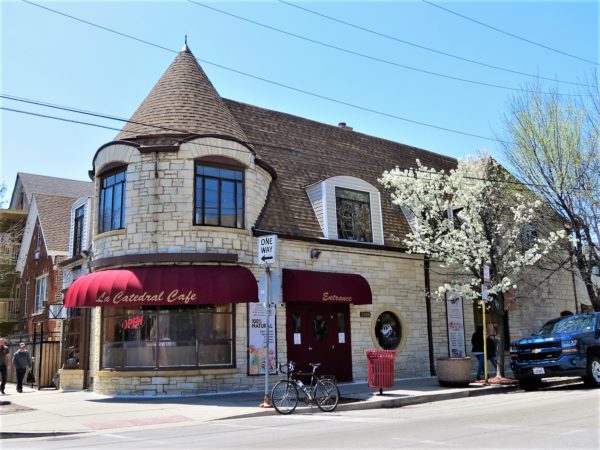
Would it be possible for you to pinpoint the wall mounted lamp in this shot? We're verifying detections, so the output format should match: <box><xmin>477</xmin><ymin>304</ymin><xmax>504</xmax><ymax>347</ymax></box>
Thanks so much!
<box><xmin>310</xmin><ymin>249</ymin><xmax>321</xmax><ymax>259</ymax></box>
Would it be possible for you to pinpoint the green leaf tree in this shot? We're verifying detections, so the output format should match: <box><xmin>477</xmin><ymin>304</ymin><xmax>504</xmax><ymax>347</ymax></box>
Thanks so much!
<box><xmin>499</xmin><ymin>84</ymin><xmax>599</xmax><ymax>311</ymax></box>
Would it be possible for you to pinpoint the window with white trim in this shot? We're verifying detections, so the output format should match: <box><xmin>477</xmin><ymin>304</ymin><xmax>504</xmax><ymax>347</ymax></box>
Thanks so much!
<box><xmin>73</xmin><ymin>205</ymin><xmax>85</xmax><ymax>256</ymax></box>
<box><xmin>34</xmin><ymin>275</ymin><xmax>48</xmax><ymax>313</ymax></box>
<box><xmin>305</xmin><ymin>176</ymin><xmax>384</xmax><ymax>244</ymax></box>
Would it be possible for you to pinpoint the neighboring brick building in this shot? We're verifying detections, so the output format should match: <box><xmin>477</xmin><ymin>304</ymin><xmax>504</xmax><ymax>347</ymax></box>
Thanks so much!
<box><xmin>5</xmin><ymin>174</ymin><xmax>94</xmax><ymax>386</ymax></box>
<box><xmin>62</xmin><ymin>44</ymin><xmax>587</xmax><ymax>396</ymax></box>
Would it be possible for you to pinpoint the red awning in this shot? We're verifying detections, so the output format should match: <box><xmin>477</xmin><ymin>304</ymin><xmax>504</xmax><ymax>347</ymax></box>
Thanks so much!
<box><xmin>65</xmin><ymin>266</ymin><xmax>258</xmax><ymax>307</ymax></box>
<box><xmin>282</xmin><ymin>269</ymin><xmax>372</xmax><ymax>305</ymax></box>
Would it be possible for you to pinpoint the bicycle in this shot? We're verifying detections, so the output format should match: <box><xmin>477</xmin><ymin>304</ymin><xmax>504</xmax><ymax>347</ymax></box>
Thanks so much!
<box><xmin>271</xmin><ymin>361</ymin><xmax>340</xmax><ymax>414</ymax></box>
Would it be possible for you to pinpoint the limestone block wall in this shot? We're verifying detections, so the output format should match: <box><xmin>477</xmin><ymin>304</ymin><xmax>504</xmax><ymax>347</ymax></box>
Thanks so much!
<box><xmin>510</xmin><ymin>261</ymin><xmax>589</xmax><ymax>341</ymax></box>
<box><xmin>274</xmin><ymin>241</ymin><xmax>431</xmax><ymax>382</ymax></box>
<box><xmin>92</xmin><ymin>137</ymin><xmax>270</xmax><ymax>261</ymax></box>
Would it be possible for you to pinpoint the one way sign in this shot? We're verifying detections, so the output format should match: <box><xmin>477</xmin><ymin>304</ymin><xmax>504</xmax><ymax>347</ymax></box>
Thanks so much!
<box><xmin>258</xmin><ymin>235</ymin><xmax>277</xmax><ymax>265</ymax></box>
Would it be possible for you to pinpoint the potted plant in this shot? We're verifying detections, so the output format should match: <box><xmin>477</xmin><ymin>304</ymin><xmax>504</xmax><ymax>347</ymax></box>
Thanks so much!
<box><xmin>435</xmin><ymin>356</ymin><xmax>472</xmax><ymax>387</ymax></box>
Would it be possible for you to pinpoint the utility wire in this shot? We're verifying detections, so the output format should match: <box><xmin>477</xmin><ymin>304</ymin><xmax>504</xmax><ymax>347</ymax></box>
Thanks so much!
<box><xmin>18</xmin><ymin>1</ymin><xmax>511</xmax><ymax>144</ymax></box>
<box><xmin>188</xmin><ymin>1</ymin><xmax>585</xmax><ymax>97</ymax></box>
<box><xmin>278</xmin><ymin>0</ymin><xmax>595</xmax><ymax>88</ymax></box>
<box><xmin>0</xmin><ymin>106</ymin><xmax>122</xmax><ymax>132</ymax></box>
<box><xmin>3</xmin><ymin>94</ymin><xmax>598</xmax><ymax>194</ymax></box>
<box><xmin>422</xmin><ymin>0</ymin><xmax>599</xmax><ymax>66</ymax></box>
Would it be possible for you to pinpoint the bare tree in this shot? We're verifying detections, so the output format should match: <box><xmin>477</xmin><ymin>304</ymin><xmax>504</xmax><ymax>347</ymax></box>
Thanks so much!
<box><xmin>498</xmin><ymin>84</ymin><xmax>600</xmax><ymax>311</ymax></box>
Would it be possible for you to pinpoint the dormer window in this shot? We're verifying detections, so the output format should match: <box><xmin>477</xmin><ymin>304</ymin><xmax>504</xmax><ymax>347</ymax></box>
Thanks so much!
<box><xmin>73</xmin><ymin>205</ymin><xmax>85</xmax><ymax>256</ymax></box>
<box><xmin>305</xmin><ymin>176</ymin><xmax>383</xmax><ymax>244</ymax></box>
<box><xmin>335</xmin><ymin>187</ymin><xmax>372</xmax><ymax>242</ymax></box>
<box><xmin>194</xmin><ymin>163</ymin><xmax>244</xmax><ymax>228</ymax></box>
<box><xmin>98</xmin><ymin>167</ymin><xmax>126</xmax><ymax>233</ymax></box>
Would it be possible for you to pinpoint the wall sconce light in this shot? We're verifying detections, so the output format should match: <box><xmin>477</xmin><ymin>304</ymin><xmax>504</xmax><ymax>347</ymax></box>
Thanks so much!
<box><xmin>33</xmin><ymin>249</ymin><xmax>40</xmax><ymax>261</ymax></box>
<box><xmin>310</xmin><ymin>249</ymin><xmax>321</xmax><ymax>259</ymax></box>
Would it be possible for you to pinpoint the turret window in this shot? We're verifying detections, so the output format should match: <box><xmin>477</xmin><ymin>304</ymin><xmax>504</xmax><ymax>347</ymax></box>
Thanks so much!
<box><xmin>194</xmin><ymin>163</ymin><xmax>244</xmax><ymax>228</ymax></box>
<box><xmin>98</xmin><ymin>167</ymin><xmax>126</xmax><ymax>233</ymax></box>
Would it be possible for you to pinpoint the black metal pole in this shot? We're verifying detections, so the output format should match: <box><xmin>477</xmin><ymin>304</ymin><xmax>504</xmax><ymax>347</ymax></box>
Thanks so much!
<box><xmin>37</xmin><ymin>322</ymin><xmax>44</xmax><ymax>389</ymax></box>
<box><xmin>424</xmin><ymin>256</ymin><xmax>436</xmax><ymax>376</ymax></box>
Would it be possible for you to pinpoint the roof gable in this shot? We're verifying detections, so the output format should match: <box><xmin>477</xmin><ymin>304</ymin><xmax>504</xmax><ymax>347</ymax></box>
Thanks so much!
<box><xmin>10</xmin><ymin>173</ymin><xmax>94</xmax><ymax>210</ymax></box>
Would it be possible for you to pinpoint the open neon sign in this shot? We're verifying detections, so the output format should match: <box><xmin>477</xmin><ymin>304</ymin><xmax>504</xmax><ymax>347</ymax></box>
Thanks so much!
<box><xmin>122</xmin><ymin>316</ymin><xmax>144</xmax><ymax>330</ymax></box>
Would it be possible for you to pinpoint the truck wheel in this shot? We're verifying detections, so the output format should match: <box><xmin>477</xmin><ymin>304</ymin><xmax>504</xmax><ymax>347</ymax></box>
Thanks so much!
<box><xmin>518</xmin><ymin>378</ymin><xmax>542</xmax><ymax>391</ymax></box>
<box><xmin>583</xmin><ymin>356</ymin><xmax>600</xmax><ymax>388</ymax></box>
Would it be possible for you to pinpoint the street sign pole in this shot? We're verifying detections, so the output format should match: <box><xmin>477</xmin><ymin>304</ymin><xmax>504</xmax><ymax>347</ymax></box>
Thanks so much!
<box><xmin>258</xmin><ymin>234</ymin><xmax>277</xmax><ymax>407</ymax></box>
<box><xmin>482</xmin><ymin>264</ymin><xmax>490</xmax><ymax>383</ymax></box>
<box><xmin>263</xmin><ymin>264</ymin><xmax>271</xmax><ymax>406</ymax></box>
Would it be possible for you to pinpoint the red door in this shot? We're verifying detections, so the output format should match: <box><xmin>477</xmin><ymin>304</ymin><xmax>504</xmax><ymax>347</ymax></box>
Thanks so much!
<box><xmin>286</xmin><ymin>302</ymin><xmax>352</xmax><ymax>382</ymax></box>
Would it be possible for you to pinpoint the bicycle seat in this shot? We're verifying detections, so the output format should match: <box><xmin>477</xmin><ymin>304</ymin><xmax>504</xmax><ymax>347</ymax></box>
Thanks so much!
<box><xmin>309</xmin><ymin>363</ymin><xmax>321</xmax><ymax>369</ymax></box>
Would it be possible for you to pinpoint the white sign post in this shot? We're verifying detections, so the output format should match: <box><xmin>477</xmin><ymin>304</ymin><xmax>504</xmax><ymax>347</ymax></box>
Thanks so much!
<box><xmin>257</xmin><ymin>235</ymin><xmax>278</xmax><ymax>406</ymax></box>
<box><xmin>258</xmin><ymin>235</ymin><xmax>277</xmax><ymax>265</ymax></box>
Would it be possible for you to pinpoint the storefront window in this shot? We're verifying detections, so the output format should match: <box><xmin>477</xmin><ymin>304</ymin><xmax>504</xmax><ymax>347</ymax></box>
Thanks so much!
<box><xmin>375</xmin><ymin>311</ymin><xmax>401</xmax><ymax>350</ymax></box>
<box><xmin>101</xmin><ymin>305</ymin><xmax>234</xmax><ymax>369</ymax></box>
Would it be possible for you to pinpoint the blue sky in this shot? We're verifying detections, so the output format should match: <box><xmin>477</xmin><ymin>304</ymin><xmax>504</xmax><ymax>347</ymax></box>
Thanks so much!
<box><xmin>1</xmin><ymin>1</ymin><xmax>597</xmax><ymax>199</ymax></box>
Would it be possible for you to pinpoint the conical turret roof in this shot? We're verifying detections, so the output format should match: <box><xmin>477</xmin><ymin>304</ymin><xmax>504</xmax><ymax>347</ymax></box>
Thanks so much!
<box><xmin>115</xmin><ymin>45</ymin><xmax>248</xmax><ymax>143</ymax></box>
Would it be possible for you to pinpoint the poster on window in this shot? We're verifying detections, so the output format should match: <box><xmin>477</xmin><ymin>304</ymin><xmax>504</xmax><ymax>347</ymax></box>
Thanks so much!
<box><xmin>248</xmin><ymin>303</ymin><xmax>277</xmax><ymax>375</ymax></box>
<box><xmin>445</xmin><ymin>291</ymin><xmax>466</xmax><ymax>357</ymax></box>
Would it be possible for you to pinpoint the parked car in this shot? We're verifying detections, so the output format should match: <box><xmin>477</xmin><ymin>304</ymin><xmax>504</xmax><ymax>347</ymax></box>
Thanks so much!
<box><xmin>510</xmin><ymin>312</ymin><xmax>600</xmax><ymax>390</ymax></box>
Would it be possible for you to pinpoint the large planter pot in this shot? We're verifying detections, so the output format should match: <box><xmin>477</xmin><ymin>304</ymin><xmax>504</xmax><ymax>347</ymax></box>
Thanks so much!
<box><xmin>436</xmin><ymin>357</ymin><xmax>473</xmax><ymax>387</ymax></box>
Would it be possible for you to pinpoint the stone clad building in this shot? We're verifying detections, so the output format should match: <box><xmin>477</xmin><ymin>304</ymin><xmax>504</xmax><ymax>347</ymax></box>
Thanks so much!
<box><xmin>61</xmin><ymin>44</ymin><xmax>586</xmax><ymax>395</ymax></box>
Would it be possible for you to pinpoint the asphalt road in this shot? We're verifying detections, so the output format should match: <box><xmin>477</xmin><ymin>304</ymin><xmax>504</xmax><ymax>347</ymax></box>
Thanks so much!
<box><xmin>4</xmin><ymin>385</ymin><xmax>599</xmax><ymax>449</ymax></box>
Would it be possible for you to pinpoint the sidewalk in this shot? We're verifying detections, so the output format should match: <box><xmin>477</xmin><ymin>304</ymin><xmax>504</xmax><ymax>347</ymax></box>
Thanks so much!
<box><xmin>0</xmin><ymin>376</ymin><xmax>580</xmax><ymax>438</ymax></box>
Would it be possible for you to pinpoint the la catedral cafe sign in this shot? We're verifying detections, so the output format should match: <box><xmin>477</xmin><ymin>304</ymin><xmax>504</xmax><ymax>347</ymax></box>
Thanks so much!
<box><xmin>96</xmin><ymin>289</ymin><xmax>197</xmax><ymax>305</ymax></box>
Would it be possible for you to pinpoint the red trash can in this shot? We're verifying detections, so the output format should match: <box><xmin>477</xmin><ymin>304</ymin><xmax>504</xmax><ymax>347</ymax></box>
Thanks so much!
<box><xmin>366</xmin><ymin>350</ymin><xmax>396</xmax><ymax>394</ymax></box>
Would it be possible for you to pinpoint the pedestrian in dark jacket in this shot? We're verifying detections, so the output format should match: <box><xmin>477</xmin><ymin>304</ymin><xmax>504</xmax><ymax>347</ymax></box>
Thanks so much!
<box><xmin>0</xmin><ymin>338</ymin><xmax>10</xmax><ymax>394</ymax></box>
<box><xmin>12</xmin><ymin>343</ymin><xmax>32</xmax><ymax>393</ymax></box>
<box><xmin>472</xmin><ymin>326</ymin><xmax>497</xmax><ymax>380</ymax></box>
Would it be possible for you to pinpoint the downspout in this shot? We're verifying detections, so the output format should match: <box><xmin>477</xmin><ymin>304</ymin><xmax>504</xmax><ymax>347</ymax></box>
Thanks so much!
<box><xmin>424</xmin><ymin>256</ymin><xmax>436</xmax><ymax>376</ymax></box>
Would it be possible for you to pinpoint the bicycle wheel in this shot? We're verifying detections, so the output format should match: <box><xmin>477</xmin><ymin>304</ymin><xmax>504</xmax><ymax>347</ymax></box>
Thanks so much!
<box><xmin>271</xmin><ymin>380</ymin><xmax>299</xmax><ymax>414</ymax></box>
<box><xmin>314</xmin><ymin>378</ymin><xmax>339</xmax><ymax>412</ymax></box>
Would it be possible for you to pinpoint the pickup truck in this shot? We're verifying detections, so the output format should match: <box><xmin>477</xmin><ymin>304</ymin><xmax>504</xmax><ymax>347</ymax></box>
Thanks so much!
<box><xmin>510</xmin><ymin>312</ymin><xmax>600</xmax><ymax>390</ymax></box>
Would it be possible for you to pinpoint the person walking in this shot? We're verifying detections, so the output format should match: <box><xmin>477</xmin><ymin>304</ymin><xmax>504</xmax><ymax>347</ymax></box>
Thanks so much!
<box><xmin>0</xmin><ymin>338</ymin><xmax>10</xmax><ymax>394</ymax></box>
<box><xmin>12</xmin><ymin>343</ymin><xmax>32</xmax><ymax>393</ymax></box>
<box><xmin>471</xmin><ymin>326</ymin><xmax>497</xmax><ymax>380</ymax></box>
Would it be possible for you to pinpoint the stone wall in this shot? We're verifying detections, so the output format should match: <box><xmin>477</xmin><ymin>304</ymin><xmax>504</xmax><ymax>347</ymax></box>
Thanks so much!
<box><xmin>86</xmin><ymin>136</ymin><xmax>586</xmax><ymax>396</ymax></box>
<box><xmin>93</xmin><ymin>138</ymin><xmax>269</xmax><ymax>261</ymax></box>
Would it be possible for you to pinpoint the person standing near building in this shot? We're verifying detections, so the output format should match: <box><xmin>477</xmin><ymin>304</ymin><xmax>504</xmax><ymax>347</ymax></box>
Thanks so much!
<box><xmin>0</xmin><ymin>338</ymin><xmax>10</xmax><ymax>394</ymax></box>
<box><xmin>471</xmin><ymin>326</ymin><xmax>498</xmax><ymax>380</ymax></box>
<box><xmin>12</xmin><ymin>343</ymin><xmax>32</xmax><ymax>393</ymax></box>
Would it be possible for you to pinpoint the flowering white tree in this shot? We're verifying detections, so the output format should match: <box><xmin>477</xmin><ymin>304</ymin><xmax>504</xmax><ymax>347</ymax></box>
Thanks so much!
<box><xmin>380</xmin><ymin>157</ymin><xmax>565</xmax><ymax>376</ymax></box>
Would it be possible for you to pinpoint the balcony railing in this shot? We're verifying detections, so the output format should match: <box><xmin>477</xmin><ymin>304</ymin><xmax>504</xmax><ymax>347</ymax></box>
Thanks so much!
<box><xmin>0</xmin><ymin>298</ymin><xmax>20</xmax><ymax>321</ymax></box>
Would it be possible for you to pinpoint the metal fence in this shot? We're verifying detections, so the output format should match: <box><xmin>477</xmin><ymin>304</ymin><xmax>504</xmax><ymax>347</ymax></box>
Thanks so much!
<box><xmin>4</xmin><ymin>330</ymin><xmax>61</xmax><ymax>389</ymax></box>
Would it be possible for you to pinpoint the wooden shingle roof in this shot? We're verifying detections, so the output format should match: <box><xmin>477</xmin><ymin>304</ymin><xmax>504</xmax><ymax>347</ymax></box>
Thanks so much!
<box><xmin>115</xmin><ymin>46</ymin><xmax>248</xmax><ymax>142</ymax></box>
